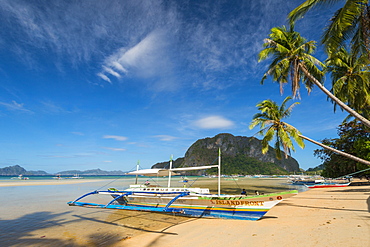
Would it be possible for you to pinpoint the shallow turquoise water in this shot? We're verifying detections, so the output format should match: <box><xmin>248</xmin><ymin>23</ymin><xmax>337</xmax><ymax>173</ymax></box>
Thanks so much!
<box><xmin>0</xmin><ymin>177</ymin><xmax>305</xmax><ymax>246</ymax></box>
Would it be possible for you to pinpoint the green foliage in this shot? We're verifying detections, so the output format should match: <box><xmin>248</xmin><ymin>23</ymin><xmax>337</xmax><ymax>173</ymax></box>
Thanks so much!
<box><xmin>288</xmin><ymin>0</ymin><xmax>370</xmax><ymax>58</ymax></box>
<box><xmin>325</xmin><ymin>48</ymin><xmax>370</xmax><ymax>117</ymax></box>
<box><xmin>208</xmin><ymin>154</ymin><xmax>289</xmax><ymax>175</ymax></box>
<box><xmin>259</xmin><ymin>26</ymin><xmax>325</xmax><ymax>98</ymax></box>
<box><xmin>314</xmin><ymin>120</ymin><xmax>370</xmax><ymax>177</ymax></box>
<box><xmin>250</xmin><ymin>96</ymin><xmax>304</xmax><ymax>160</ymax></box>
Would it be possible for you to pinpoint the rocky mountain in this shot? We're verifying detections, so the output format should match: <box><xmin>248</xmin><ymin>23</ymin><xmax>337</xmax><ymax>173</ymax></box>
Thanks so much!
<box><xmin>57</xmin><ymin>169</ymin><xmax>125</xmax><ymax>175</ymax></box>
<box><xmin>0</xmin><ymin>165</ymin><xmax>124</xmax><ymax>176</ymax></box>
<box><xmin>0</xmin><ymin>165</ymin><xmax>49</xmax><ymax>175</ymax></box>
<box><xmin>153</xmin><ymin>133</ymin><xmax>300</xmax><ymax>173</ymax></box>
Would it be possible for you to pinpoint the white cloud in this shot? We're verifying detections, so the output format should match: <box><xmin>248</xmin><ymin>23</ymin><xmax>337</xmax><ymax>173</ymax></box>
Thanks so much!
<box><xmin>98</xmin><ymin>29</ymin><xmax>179</xmax><ymax>91</ymax></box>
<box><xmin>194</xmin><ymin>116</ymin><xmax>234</xmax><ymax>129</ymax></box>
<box><xmin>153</xmin><ymin>135</ymin><xmax>177</xmax><ymax>141</ymax></box>
<box><xmin>102</xmin><ymin>147</ymin><xmax>126</xmax><ymax>151</ymax></box>
<box><xmin>103</xmin><ymin>135</ymin><xmax>128</xmax><ymax>141</ymax></box>
<box><xmin>97</xmin><ymin>73</ymin><xmax>111</xmax><ymax>83</ymax></box>
<box><xmin>103</xmin><ymin>66</ymin><xmax>121</xmax><ymax>78</ymax></box>
<box><xmin>0</xmin><ymin>100</ymin><xmax>33</xmax><ymax>113</ymax></box>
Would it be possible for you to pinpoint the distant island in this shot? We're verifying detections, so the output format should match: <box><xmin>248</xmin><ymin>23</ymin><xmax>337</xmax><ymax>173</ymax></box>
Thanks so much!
<box><xmin>153</xmin><ymin>133</ymin><xmax>300</xmax><ymax>175</ymax></box>
<box><xmin>0</xmin><ymin>133</ymin><xmax>302</xmax><ymax>176</ymax></box>
<box><xmin>0</xmin><ymin>165</ymin><xmax>125</xmax><ymax>176</ymax></box>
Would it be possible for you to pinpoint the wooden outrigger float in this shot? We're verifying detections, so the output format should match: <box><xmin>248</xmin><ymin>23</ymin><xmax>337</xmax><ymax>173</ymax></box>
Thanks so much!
<box><xmin>68</xmin><ymin>151</ymin><xmax>298</xmax><ymax>220</ymax></box>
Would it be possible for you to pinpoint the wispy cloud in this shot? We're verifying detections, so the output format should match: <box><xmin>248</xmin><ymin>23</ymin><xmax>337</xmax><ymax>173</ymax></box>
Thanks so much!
<box><xmin>194</xmin><ymin>116</ymin><xmax>234</xmax><ymax>129</ymax></box>
<box><xmin>40</xmin><ymin>100</ymin><xmax>72</xmax><ymax>114</ymax></box>
<box><xmin>102</xmin><ymin>147</ymin><xmax>126</xmax><ymax>152</ymax></box>
<box><xmin>103</xmin><ymin>135</ymin><xmax>128</xmax><ymax>141</ymax></box>
<box><xmin>0</xmin><ymin>100</ymin><xmax>33</xmax><ymax>113</ymax></box>
<box><xmin>98</xmin><ymin>29</ymin><xmax>179</xmax><ymax>91</ymax></box>
<box><xmin>153</xmin><ymin>135</ymin><xmax>178</xmax><ymax>141</ymax></box>
<box><xmin>38</xmin><ymin>153</ymin><xmax>94</xmax><ymax>158</ymax></box>
<box><xmin>0</xmin><ymin>1</ymin><xmax>306</xmax><ymax>93</ymax></box>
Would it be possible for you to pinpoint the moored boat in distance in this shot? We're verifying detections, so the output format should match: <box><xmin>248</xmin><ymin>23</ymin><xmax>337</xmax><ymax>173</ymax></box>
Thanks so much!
<box><xmin>53</xmin><ymin>174</ymin><xmax>63</xmax><ymax>179</ymax></box>
<box><xmin>305</xmin><ymin>182</ymin><xmax>351</xmax><ymax>188</ymax></box>
<box><xmin>68</xmin><ymin>151</ymin><xmax>298</xmax><ymax>221</ymax></box>
<box><xmin>10</xmin><ymin>174</ymin><xmax>29</xmax><ymax>180</ymax></box>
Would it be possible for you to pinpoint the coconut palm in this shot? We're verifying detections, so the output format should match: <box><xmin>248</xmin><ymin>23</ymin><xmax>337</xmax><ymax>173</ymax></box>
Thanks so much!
<box><xmin>326</xmin><ymin>47</ymin><xmax>370</xmax><ymax>117</ymax></box>
<box><xmin>259</xmin><ymin>26</ymin><xmax>370</xmax><ymax>128</ymax></box>
<box><xmin>288</xmin><ymin>0</ymin><xmax>370</xmax><ymax>57</ymax></box>
<box><xmin>249</xmin><ymin>96</ymin><xmax>304</xmax><ymax>160</ymax></box>
<box><xmin>250</xmin><ymin>97</ymin><xmax>370</xmax><ymax>166</ymax></box>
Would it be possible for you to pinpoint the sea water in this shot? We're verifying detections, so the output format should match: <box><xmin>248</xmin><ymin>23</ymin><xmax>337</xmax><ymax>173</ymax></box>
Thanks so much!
<box><xmin>0</xmin><ymin>177</ymin><xmax>306</xmax><ymax>246</ymax></box>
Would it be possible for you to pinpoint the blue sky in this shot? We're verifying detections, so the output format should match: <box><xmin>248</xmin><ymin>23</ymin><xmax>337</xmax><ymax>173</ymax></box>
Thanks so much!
<box><xmin>0</xmin><ymin>0</ymin><xmax>347</xmax><ymax>173</ymax></box>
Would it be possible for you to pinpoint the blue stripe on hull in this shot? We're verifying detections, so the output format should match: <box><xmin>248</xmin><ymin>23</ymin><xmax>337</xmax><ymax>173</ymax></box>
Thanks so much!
<box><xmin>68</xmin><ymin>201</ymin><xmax>267</xmax><ymax>221</ymax></box>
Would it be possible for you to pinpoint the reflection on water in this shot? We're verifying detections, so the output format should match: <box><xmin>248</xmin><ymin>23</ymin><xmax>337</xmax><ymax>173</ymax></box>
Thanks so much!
<box><xmin>0</xmin><ymin>177</ymin><xmax>305</xmax><ymax>246</ymax></box>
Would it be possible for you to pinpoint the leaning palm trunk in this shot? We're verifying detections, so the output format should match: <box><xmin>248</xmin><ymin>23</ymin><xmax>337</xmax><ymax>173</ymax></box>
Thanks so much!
<box><xmin>299</xmin><ymin>63</ymin><xmax>370</xmax><ymax>128</ymax></box>
<box><xmin>299</xmin><ymin>134</ymin><xmax>370</xmax><ymax>166</ymax></box>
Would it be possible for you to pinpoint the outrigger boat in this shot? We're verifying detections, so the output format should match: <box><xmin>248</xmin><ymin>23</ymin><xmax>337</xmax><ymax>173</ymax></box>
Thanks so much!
<box><xmin>68</xmin><ymin>152</ymin><xmax>298</xmax><ymax>221</ymax></box>
<box><xmin>305</xmin><ymin>182</ymin><xmax>351</xmax><ymax>188</ymax></box>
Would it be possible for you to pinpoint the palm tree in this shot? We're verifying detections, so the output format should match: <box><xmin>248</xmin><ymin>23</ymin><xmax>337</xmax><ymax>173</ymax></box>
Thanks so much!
<box><xmin>249</xmin><ymin>96</ymin><xmax>304</xmax><ymax>160</ymax></box>
<box><xmin>259</xmin><ymin>26</ymin><xmax>370</xmax><ymax>128</ymax></box>
<box><xmin>288</xmin><ymin>0</ymin><xmax>370</xmax><ymax>57</ymax></box>
<box><xmin>250</xmin><ymin>97</ymin><xmax>370</xmax><ymax>166</ymax></box>
<box><xmin>325</xmin><ymin>48</ymin><xmax>370</xmax><ymax>117</ymax></box>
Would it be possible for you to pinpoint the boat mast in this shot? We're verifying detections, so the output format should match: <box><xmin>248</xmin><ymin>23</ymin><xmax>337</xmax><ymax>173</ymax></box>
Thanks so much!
<box><xmin>167</xmin><ymin>155</ymin><xmax>173</xmax><ymax>188</ymax></box>
<box><xmin>135</xmin><ymin>160</ymin><xmax>139</xmax><ymax>184</ymax></box>
<box><xmin>218</xmin><ymin>148</ymin><xmax>221</xmax><ymax>196</ymax></box>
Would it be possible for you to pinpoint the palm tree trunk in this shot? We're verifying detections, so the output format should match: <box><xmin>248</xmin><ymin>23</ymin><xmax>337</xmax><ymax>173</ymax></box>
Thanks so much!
<box><xmin>298</xmin><ymin>63</ymin><xmax>370</xmax><ymax>128</ymax></box>
<box><xmin>299</xmin><ymin>134</ymin><xmax>370</xmax><ymax>166</ymax></box>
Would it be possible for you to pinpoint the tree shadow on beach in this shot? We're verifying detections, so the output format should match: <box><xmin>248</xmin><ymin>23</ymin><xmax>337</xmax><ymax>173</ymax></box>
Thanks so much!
<box><xmin>67</xmin><ymin>210</ymin><xmax>197</xmax><ymax>246</ymax></box>
<box><xmin>278</xmin><ymin>200</ymin><xmax>368</xmax><ymax>213</ymax></box>
<box><xmin>72</xmin><ymin>214</ymin><xmax>179</xmax><ymax>235</ymax></box>
<box><xmin>0</xmin><ymin>211</ymin><xmax>83</xmax><ymax>246</ymax></box>
<box><xmin>332</xmin><ymin>188</ymin><xmax>370</xmax><ymax>194</ymax></box>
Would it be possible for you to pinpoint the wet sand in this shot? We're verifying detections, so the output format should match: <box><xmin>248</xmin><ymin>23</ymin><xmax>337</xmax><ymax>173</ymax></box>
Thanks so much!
<box><xmin>0</xmin><ymin>179</ymin><xmax>99</xmax><ymax>187</ymax></box>
<box><xmin>1</xmin><ymin>178</ymin><xmax>369</xmax><ymax>246</ymax></box>
<box><xmin>122</xmin><ymin>185</ymin><xmax>370</xmax><ymax>247</ymax></box>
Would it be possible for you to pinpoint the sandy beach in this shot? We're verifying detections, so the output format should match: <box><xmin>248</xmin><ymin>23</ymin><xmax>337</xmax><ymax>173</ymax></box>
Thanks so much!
<box><xmin>122</xmin><ymin>185</ymin><xmax>370</xmax><ymax>247</ymax></box>
<box><xmin>0</xmin><ymin>179</ymin><xmax>99</xmax><ymax>187</ymax></box>
<box><xmin>1</xmin><ymin>179</ymin><xmax>369</xmax><ymax>246</ymax></box>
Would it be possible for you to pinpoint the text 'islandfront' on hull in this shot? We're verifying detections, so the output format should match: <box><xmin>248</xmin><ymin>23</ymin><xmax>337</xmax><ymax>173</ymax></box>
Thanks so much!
<box><xmin>68</xmin><ymin>187</ymin><xmax>297</xmax><ymax>221</ymax></box>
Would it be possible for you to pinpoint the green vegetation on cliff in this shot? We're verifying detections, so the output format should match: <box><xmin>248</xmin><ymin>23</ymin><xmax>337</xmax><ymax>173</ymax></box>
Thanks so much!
<box><xmin>153</xmin><ymin>133</ymin><xmax>300</xmax><ymax>175</ymax></box>
<box><xmin>207</xmin><ymin>155</ymin><xmax>289</xmax><ymax>175</ymax></box>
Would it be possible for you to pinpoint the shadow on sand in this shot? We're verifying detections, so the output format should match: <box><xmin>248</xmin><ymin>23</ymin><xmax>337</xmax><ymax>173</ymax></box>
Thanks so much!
<box><xmin>0</xmin><ymin>211</ymin><xmax>78</xmax><ymax>246</ymax></box>
<box><xmin>0</xmin><ymin>209</ymin><xmax>190</xmax><ymax>246</ymax></box>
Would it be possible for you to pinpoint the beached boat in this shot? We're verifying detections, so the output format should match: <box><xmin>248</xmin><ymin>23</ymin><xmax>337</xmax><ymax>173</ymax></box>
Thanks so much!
<box><xmin>305</xmin><ymin>182</ymin><xmax>351</xmax><ymax>188</ymax></box>
<box><xmin>11</xmin><ymin>174</ymin><xmax>29</xmax><ymax>180</ymax></box>
<box><xmin>68</xmin><ymin>152</ymin><xmax>298</xmax><ymax>221</ymax></box>
<box><xmin>291</xmin><ymin>179</ymin><xmax>325</xmax><ymax>185</ymax></box>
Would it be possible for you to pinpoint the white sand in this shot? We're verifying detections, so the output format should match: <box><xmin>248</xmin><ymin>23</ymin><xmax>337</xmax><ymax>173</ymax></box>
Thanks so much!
<box><xmin>121</xmin><ymin>186</ymin><xmax>370</xmax><ymax>247</ymax></box>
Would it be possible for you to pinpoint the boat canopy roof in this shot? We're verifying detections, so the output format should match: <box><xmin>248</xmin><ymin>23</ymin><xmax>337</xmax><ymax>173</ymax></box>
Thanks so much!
<box><xmin>126</xmin><ymin>165</ymin><xmax>218</xmax><ymax>177</ymax></box>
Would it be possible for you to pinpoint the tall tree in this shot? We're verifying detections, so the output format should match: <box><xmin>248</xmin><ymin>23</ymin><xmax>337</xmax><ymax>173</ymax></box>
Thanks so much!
<box><xmin>249</xmin><ymin>96</ymin><xmax>304</xmax><ymax>160</ymax></box>
<box><xmin>314</xmin><ymin>120</ymin><xmax>370</xmax><ymax>177</ymax></box>
<box><xmin>259</xmin><ymin>26</ymin><xmax>370</xmax><ymax>128</ymax></box>
<box><xmin>250</xmin><ymin>97</ymin><xmax>370</xmax><ymax>166</ymax></box>
<box><xmin>288</xmin><ymin>0</ymin><xmax>370</xmax><ymax>57</ymax></box>
<box><xmin>325</xmin><ymin>48</ymin><xmax>370</xmax><ymax>117</ymax></box>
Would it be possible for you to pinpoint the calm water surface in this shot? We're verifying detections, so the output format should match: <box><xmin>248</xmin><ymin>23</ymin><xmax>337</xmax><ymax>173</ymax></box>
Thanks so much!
<box><xmin>0</xmin><ymin>177</ymin><xmax>305</xmax><ymax>246</ymax></box>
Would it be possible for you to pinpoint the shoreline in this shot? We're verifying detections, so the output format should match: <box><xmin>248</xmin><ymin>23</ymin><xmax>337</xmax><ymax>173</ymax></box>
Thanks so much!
<box><xmin>121</xmin><ymin>185</ymin><xmax>370</xmax><ymax>247</ymax></box>
<box><xmin>0</xmin><ymin>179</ymin><xmax>101</xmax><ymax>187</ymax></box>
<box><xmin>2</xmin><ymin>179</ymin><xmax>369</xmax><ymax>246</ymax></box>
